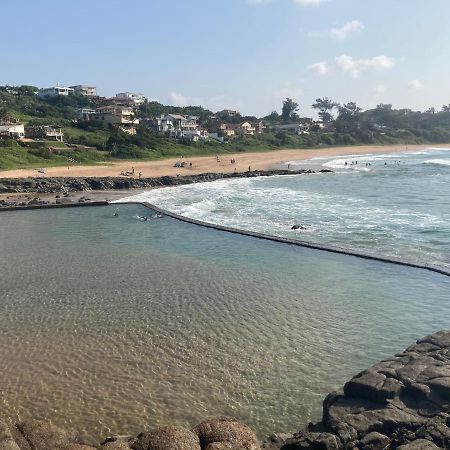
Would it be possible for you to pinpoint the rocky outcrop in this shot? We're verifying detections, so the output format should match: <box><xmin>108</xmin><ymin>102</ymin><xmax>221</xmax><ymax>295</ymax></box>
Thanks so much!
<box><xmin>0</xmin><ymin>170</ymin><xmax>316</xmax><ymax>194</ymax></box>
<box><xmin>1</xmin><ymin>332</ymin><xmax>449</xmax><ymax>449</ymax></box>
<box><xmin>0</xmin><ymin>417</ymin><xmax>259</xmax><ymax>450</ymax></box>
<box><xmin>272</xmin><ymin>330</ymin><xmax>450</xmax><ymax>449</ymax></box>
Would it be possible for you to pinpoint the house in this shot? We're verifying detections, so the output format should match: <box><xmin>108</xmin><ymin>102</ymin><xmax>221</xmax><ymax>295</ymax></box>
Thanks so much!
<box><xmin>0</xmin><ymin>123</ymin><xmax>25</xmax><ymax>139</ymax></box>
<box><xmin>115</xmin><ymin>92</ymin><xmax>147</xmax><ymax>106</ymax></box>
<box><xmin>217</xmin><ymin>109</ymin><xmax>240</xmax><ymax>117</ymax></box>
<box><xmin>156</xmin><ymin>114</ymin><xmax>198</xmax><ymax>135</ymax></box>
<box><xmin>93</xmin><ymin>106</ymin><xmax>139</xmax><ymax>134</ymax></box>
<box><xmin>77</xmin><ymin>108</ymin><xmax>96</xmax><ymax>121</ymax></box>
<box><xmin>94</xmin><ymin>106</ymin><xmax>139</xmax><ymax>125</ymax></box>
<box><xmin>37</xmin><ymin>86</ymin><xmax>75</xmax><ymax>98</ymax></box>
<box><xmin>71</xmin><ymin>85</ymin><xmax>97</xmax><ymax>97</ymax></box>
<box><xmin>25</xmin><ymin>126</ymin><xmax>64</xmax><ymax>142</ymax></box>
<box><xmin>218</xmin><ymin>123</ymin><xmax>236</xmax><ymax>137</ymax></box>
<box><xmin>236</xmin><ymin>122</ymin><xmax>255</xmax><ymax>136</ymax></box>
<box><xmin>272</xmin><ymin>123</ymin><xmax>310</xmax><ymax>135</ymax></box>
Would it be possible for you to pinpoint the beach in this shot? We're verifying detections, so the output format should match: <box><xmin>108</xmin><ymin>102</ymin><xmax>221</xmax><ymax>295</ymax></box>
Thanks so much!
<box><xmin>0</xmin><ymin>144</ymin><xmax>444</xmax><ymax>179</ymax></box>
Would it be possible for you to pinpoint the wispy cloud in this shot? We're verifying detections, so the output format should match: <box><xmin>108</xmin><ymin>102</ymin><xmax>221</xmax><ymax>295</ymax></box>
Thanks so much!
<box><xmin>408</xmin><ymin>79</ymin><xmax>422</xmax><ymax>90</ymax></box>
<box><xmin>329</xmin><ymin>20</ymin><xmax>364</xmax><ymax>41</ymax></box>
<box><xmin>169</xmin><ymin>92</ymin><xmax>189</xmax><ymax>106</ymax></box>
<box><xmin>308</xmin><ymin>20</ymin><xmax>364</xmax><ymax>41</ymax></box>
<box><xmin>374</xmin><ymin>84</ymin><xmax>386</xmax><ymax>94</ymax></box>
<box><xmin>335</xmin><ymin>55</ymin><xmax>396</xmax><ymax>78</ymax></box>
<box><xmin>307</xmin><ymin>61</ymin><xmax>331</xmax><ymax>75</ymax></box>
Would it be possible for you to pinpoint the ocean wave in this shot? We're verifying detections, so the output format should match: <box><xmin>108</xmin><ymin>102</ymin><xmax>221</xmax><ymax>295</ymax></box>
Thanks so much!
<box><xmin>424</xmin><ymin>159</ymin><xmax>450</xmax><ymax>166</ymax></box>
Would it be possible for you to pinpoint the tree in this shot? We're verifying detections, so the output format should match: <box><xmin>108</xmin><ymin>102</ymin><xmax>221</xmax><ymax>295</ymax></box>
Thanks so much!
<box><xmin>281</xmin><ymin>98</ymin><xmax>299</xmax><ymax>121</ymax></box>
<box><xmin>312</xmin><ymin>97</ymin><xmax>338</xmax><ymax>123</ymax></box>
<box><xmin>336</xmin><ymin>102</ymin><xmax>362</xmax><ymax>132</ymax></box>
<box><xmin>442</xmin><ymin>104</ymin><xmax>450</xmax><ymax>112</ymax></box>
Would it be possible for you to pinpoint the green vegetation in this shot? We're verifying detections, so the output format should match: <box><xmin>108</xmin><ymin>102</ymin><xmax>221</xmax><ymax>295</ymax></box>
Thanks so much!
<box><xmin>1</xmin><ymin>85</ymin><xmax>450</xmax><ymax>171</ymax></box>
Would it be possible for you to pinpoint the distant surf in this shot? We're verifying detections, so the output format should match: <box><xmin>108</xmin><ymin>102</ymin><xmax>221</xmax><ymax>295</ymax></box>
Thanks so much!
<box><xmin>119</xmin><ymin>147</ymin><xmax>450</xmax><ymax>270</ymax></box>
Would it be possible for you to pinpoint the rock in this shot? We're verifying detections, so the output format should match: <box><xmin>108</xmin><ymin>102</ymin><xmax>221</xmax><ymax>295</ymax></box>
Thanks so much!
<box><xmin>261</xmin><ymin>433</ymin><xmax>291</xmax><ymax>449</ymax></box>
<box><xmin>358</xmin><ymin>431</ymin><xmax>390</xmax><ymax>450</ymax></box>
<box><xmin>0</xmin><ymin>420</ymin><xmax>21</xmax><ymax>450</ymax></box>
<box><xmin>131</xmin><ymin>426</ymin><xmax>200</xmax><ymax>450</ymax></box>
<box><xmin>397</xmin><ymin>439</ymin><xmax>440</xmax><ymax>449</ymax></box>
<box><xmin>192</xmin><ymin>417</ymin><xmax>260</xmax><ymax>450</ymax></box>
<box><xmin>16</xmin><ymin>420</ymin><xmax>95</xmax><ymax>450</ymax></box>
<box><xmin>281</xmin><ymin>432</ymin><xmax>340</xmax><ymax>449</ymax></box>
<box><xmin>102</xmin><ymin>441</ymin><xmax>131</xmax><ymax>449</ymax></box>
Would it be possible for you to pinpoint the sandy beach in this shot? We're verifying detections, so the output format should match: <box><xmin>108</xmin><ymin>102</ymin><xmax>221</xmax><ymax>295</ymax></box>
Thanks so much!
<box><xmin>0</xmin><ymin>144</ymin><xmax>447</xmax><ymax>179</ymax></box>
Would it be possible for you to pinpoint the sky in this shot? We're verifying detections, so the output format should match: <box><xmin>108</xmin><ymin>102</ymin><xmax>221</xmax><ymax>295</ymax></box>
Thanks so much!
<box><xmin>2</xmin><ymin>0</ymin><xmax>450</xmax><ymax>117</ymax></box>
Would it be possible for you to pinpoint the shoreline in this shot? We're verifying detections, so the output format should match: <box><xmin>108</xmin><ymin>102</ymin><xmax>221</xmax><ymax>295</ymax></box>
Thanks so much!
<box><xmin>0</xmin><ymin>143</ymin><xmax>446</xmax><ymax>179</ymax></box>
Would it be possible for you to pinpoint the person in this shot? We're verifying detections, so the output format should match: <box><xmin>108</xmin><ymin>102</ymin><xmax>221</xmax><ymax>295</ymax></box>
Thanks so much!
<box><xmin>139</xmin><ymin>171</ymin><xmax>142</xmax><ymax>179</ymax></box>
<box><xmin>190</xmin><ymin>162</ymin><xmax>192</xmax><ymax>167</ymax></box>
<box><xmin>132</xmin><ymin>166</ymin><xmax>135</xmax><ymax>175</ymax></box>
<box><xmin>248</xmin><ymin>165</ymin><xmax>251</xmax><ymax>172</ymax></box>
<box><xmin>287</xmin><ymin>163</ymin><xmax>291</xmax><ymax>170</ymax></box>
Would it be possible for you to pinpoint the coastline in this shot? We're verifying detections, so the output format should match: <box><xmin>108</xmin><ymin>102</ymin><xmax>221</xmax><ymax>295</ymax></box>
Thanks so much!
<box><xmin>0</xmin><ymin>143</ymin><xmax>446</xmax><ymax>179</ymax></box>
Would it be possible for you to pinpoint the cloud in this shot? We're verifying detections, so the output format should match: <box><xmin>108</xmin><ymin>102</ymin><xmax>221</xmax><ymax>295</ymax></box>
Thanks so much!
<box><xmin>307</xmin><ymin>61</ymin><xmax>330</xmax><ymax>75</ymax></box>
<box><xmin>335</xmin><ymin>55</ymin><xmax>396</xmax><ymax>78</ymax></box>
<box><xmin>374</xmin><ymin>84</ymin><xmax>386</xmax><ymax>94</ymax></box>
<box><xmin>408</xmin><ymin>79</ymin><xmax>422</xmax><ymax>90</ymax></box>
<box><xmin>329</xmin><ymin>20</ymin><xmax>364</xmax><ymax>41</ymax></box>
<box><xmin>169</xmin><ymin>91</ymin><xmax>189</xmax><ymax>106</ymax></box>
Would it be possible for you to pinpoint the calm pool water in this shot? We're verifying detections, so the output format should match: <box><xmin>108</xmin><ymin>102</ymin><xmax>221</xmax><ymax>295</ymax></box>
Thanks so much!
<box><xmin>0</xmin><ymin>204</ymin><xmax>449</xmax><ymax>441</ymax></box>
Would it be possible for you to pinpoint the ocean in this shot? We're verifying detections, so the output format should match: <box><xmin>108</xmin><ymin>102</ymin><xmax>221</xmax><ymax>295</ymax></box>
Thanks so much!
<box><xmin>0</xmin><ymin>164</ymin><xmax>450</xmax><ymax>441</ymax></box>
<box><xmin>122</xmin><ymin>147</ymin><xmax>450</xmax><ymax>271</ymax></box>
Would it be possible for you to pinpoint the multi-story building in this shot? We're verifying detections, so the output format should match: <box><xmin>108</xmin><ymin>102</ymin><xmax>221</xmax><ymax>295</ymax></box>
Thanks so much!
<box><xmin>218</xmin><ymin>123</ymin><xmax>236</xmax><ymax>137</ymax></box>
<box><xmin>93</xmin><ymin>106</ymin><xmax>140</xmax><ymax>135</ymax></box>
<box><xmin>37</xmin><ymin>86</ymin><xmax>75</xmax><ymax>98</ymax></box>
<box><xmin>25</xmin><ymin>125</ymin><xmax>64</xmax><ymax>142</ymax></box>
<box><xmin>0</xmin><ymin>123</ymin><xmax>25</xmax><ymax>139</ymax></box>
<box><xmin>76</xmin><ymin>108</ymin><xmax>96</xmax><ymax>121</ymax></box>
<box><xmin>70</xmin><ymin>85</ymin><xmax>97</xmax><ymax>97</ymax></box>
<box><xmin>156</xmin><ymin>114</ymin><xmax>198</xmax><ymax>135</ymax></box>
<box><xmin>236</xmin><ymin>122</ymin><xmax>256</xmax><ymax>136</ymax></box>
<box><xmin>115</xmin><ymin>92</ymin><xmax>147</xmax><ymax>106</ymax></box>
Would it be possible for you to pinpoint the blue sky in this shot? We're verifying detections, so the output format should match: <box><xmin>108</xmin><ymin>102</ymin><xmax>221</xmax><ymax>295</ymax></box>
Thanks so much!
<box><xmin>2</xmin><ymin>0</ymin><xmax>450</xmax><ymax>116</ymax></box>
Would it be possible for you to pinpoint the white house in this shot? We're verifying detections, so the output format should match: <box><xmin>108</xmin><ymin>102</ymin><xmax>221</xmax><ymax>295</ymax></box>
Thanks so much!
<box><xmin>77</xmin><ymin>108</ymin><xmax>96</xmax><ymax>121</ymax></box>
<box><xmin>71</xmin><ymin>85</ymin><xmax>97</xmax><ymax>97</ymax></box>
<box><xmin>272</xmin><ymin>123</ymin><xmax>310</xmax><ymax>135</ymax></box>
<box><xmin>115</xmin><ymin>92</ymin><xmax>147</xmax><ymax>106</ymax></box>
<box><xmin>236</xmin><ymin>122</ymin><xmax>255</xmax><ymax>136</ymax></box>
<box><xmin>37</xmin><ymin>86</ymin><xmax>75</xmax><ymax>98</ymax></box>
<box><xmin>25</xmin><ymin>125</ymin><xmax>64</xmax><ymax>141</ymax></box>
<box><xmin>0</xmin><ymin>123</ymin><xmax>25</xmax><ymax>139</ymax></box>
<box><xmin>156</xmin><ymin>114</ymin><xmax>198</xmax><ymax>135</ymax></box>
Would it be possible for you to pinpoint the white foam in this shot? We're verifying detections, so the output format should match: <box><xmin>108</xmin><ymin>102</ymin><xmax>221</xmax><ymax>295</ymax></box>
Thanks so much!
<box><xmin>424</xmin><ymin>159</ymin><xmax>450</xmax><ymax>167</ymax></box>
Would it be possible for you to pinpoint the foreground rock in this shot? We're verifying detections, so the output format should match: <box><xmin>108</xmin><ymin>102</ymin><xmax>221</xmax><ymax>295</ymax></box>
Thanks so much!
<box><xmin>272</xmin><ymin>330</ymin><xmax>450</xmax><ymax>449</ymax></box>
<box><xmin>1</xmin><ymin>331</ymin><xmax>449</xmax><ymax>449</ymax></box>
<box><xmin>0</xmin><ymin>170</ymin><xmax>317</xmax><ymax>195</ymax></box>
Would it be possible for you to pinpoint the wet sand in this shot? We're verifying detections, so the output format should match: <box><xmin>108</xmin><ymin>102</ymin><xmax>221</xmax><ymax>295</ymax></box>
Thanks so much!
<box><xmin>0</xmin><ymin>144</ymin><xmax>445</xmax><ymax>179</ymax></box>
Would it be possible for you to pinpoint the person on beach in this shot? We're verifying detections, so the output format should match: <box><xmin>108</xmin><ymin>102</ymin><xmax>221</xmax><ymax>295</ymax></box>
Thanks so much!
<box><xmin>139</xmin><ymin>171</ymin><xmax>142</xmax><ymax>179</ymax></box>
<box><xmin>248</xmin><ymin>165</ymin><xmax>251</xmax><ymax>172</ymax></box>
<box><xmin>132</xmin><ymin>167</ymin><xmax>135</xmax><ymax>175</ymax></box>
